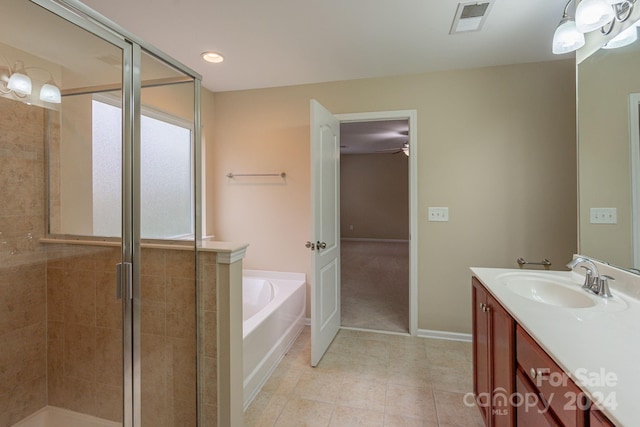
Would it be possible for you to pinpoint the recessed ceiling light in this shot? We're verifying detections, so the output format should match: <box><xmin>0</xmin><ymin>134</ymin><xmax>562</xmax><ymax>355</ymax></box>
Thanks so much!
<box><xmin>201</xmin><ymin>52</ymin><xmax>224</xmax><ymax>63</ymax></box>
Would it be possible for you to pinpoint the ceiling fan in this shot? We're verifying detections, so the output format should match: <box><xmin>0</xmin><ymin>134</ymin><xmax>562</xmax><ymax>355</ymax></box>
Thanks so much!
<box><xmin>376</xmin><ymin>141</ymin><xmax>409</xmax><ymax>156</ymax></box>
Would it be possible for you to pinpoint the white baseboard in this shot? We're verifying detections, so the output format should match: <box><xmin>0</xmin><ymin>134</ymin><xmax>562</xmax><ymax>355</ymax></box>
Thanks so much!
<box><xmin>418</xmin><ymin>329</ymin><xmax>472</xmax><ymax>342</ymax></box>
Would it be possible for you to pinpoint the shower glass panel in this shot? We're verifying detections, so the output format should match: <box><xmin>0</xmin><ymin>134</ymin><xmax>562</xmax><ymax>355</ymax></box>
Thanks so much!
<box><xmin>137</xmin><ymin>50</ymin><xmax>198</xmax><ymax>426</ymax></box>
<box><xmin>1</xmin><ymin>0</ymin><xmax>128</xmax><ymax>425</ymax></box>
<box><xmin>1</xmin><ymin>1</ymin><xmax>202</xmax><ymax>427</ymax></box>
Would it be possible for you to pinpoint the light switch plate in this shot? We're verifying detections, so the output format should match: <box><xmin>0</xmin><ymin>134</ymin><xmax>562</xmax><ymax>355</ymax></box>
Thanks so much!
<box><xmin>590</xmin><ymin>208</ymin><xmax>617</xmax><ymax>224</ymax></box>
<box><xmin>428</xmin><ymin>207</ymin><xmax>449</xmax><ymax>222</ymax></box>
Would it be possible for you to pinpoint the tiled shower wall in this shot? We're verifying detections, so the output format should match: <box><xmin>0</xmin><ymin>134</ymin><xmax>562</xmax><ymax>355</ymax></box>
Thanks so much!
<box><xmin>0</xmin><ymin>96</ymin><xmax>217</xmax><ymax>426</ymax></box>
<box><xmin>0</xmin><ymin>96</ymin><xmax>48</xmax><ymax>426</ymax></box>
<box><xmin>46</xmin><ymin>246</ymin><xmax>213</xmax><ymax>426</ymax></box>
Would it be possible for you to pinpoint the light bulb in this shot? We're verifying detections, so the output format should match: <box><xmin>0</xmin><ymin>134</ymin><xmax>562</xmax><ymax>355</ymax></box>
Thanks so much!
<box><xmin>552</xmin><ymin>18</ymin><xmax>586</xmax><ymax>54</ymax></box>
<box><xmin>603</xmin><ymin>25</ymin><xmax>638</xmax><ymax>48</ymax></box>
<box><xmin>575</xmin><ymin>0</ymin><xmax>615</xmax><ymax>32</ymax></box>
<box><xmin>7</xmin><ymin>72</ymin><xmax>32</xmax><ymax>95</ymax></box>
<box><xmin>40</xmin><ymin>83</ymin><xmax>61</xmax><ymax>103</ymax></box>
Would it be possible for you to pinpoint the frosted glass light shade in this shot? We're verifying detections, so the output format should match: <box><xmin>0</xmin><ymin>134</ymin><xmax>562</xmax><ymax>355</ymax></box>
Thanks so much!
<box><xmin>7</xmin><ymin>72</ymin><xmax>32</xmax><ymax>95</ymax></box>
<box><xmin>575</xmin><ymin>0</ymin><xmax>615</xmax><ymax>32</ymax></box>
<box><xmin>603</xmin><ymin>25</ymin><xmax>638</xmax><ymax>48</ymax></box>
<box><xmin>552</xmin><ymin>18</ymin><xmax>586</xmax><ymax>54</ymax></box>
<box><xmin>40</xmin><ymin>83</ymin><xmax>61</xmax><ymax>103</ymax></box>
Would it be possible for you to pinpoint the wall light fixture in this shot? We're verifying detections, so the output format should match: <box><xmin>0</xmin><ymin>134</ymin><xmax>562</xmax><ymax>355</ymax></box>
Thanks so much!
<box><xmin>553</xmin><ymin>0</ymin><xmax>637</xmax><ymax>54</ymax></box>
<box><xmin>0</xmin><ymin>57</ymin><xmax>61</xmax><ymax>103</ymax></box>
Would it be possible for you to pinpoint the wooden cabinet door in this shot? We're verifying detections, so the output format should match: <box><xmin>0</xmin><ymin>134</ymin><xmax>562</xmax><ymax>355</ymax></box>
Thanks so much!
<box><xmin>590</xmin><ymin>410</ymin><xmax>615</xmax><ymax>427</ymax></box>
<box><xmin>472</xmin><ymin>277</ymin><xmax>516</xmax><ymax>427</ymax></box>
<box><xmin>489</xmin><ymin>293</ymin><xmax>515</xmax><ymax>427</ymax></box>
<box><xmin>472</xmin><ymin>278</ymin><xmax>491</xmax><ymax>424</ymax></box>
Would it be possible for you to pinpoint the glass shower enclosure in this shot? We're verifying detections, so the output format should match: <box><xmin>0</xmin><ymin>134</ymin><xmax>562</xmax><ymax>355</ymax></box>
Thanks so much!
<box><xmin>0</xmin><ymin>0</ymin><xmax>203</xmax><ymax>426</ymax></box>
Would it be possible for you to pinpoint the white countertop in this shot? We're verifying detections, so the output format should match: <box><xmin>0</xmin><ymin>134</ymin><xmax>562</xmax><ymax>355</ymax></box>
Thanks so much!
<box><xmin>471</xmin><ymin>267</ymin><xmax>640</xmax><ymax>427</ymax></box>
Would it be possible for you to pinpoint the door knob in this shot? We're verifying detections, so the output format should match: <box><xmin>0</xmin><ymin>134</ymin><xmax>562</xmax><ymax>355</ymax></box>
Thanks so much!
<box><xmin>317</xmin><ymin>241</ymin><xmax>327</xmax><ymax>250</ymax></box>
<box><xmin>305</xmin><ymin>241</ymin><xmax>316</xmax><ymax>250</ymax></box>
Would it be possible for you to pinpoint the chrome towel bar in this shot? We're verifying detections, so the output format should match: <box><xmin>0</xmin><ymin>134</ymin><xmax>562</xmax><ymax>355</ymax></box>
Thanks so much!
<box><xmin>226</xmin><ymin>172</ymin><xmax>286</xmax><ymax>178</ymax></box>
<box><xmin>517</xmin><ymin>257</ymin><xmax>551</xmax><ymax>268</ymax></box>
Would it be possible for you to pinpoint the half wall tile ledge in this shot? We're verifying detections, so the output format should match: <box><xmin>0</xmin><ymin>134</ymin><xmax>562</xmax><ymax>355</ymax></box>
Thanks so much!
<box><xmin>200</xmin><ymin>241</ymin><xmax>249</xmax><ymax>264</ymax></box>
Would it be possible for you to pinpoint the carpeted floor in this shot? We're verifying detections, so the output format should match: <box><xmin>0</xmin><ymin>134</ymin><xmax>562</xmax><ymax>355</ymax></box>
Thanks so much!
<box><xmin>340</xmin><ymin>240</ymin><xmax>409</xmax><ymax>333</ymax></box>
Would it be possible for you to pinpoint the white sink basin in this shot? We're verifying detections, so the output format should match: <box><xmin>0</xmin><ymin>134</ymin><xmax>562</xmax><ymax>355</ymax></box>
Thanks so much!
<box><xmin>503</xmin><ymin>276</ymin><xmax>595</xmax><ymax>308</ymax></box>
<box><xmin>493</xmin><ymin>272</ymin><xmax>629</xmax><ymax>312</ymax></box>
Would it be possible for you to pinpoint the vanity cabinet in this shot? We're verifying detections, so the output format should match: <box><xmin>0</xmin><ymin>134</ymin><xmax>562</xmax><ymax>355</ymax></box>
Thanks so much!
<box><xmin>590</xmin><ymin>410</ymin><xmax>615</xmax><ymax>427</ymax></box>
<box><xmin>472</xmin><ymin>277</ymin><xmax>516</xmax><ymax>427</ymax></box>
<box><xmin>516</xmin><ymin>325</ymin><xmax>588</xmax><ymax>427</ymax></box>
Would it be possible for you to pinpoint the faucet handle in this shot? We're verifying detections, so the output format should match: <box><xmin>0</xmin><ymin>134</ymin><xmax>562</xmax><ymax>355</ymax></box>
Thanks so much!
<box><xmin>597</xmin><ymin>275</ymin><xmax>614</xmax><ymax>298</ymax></box>
<box><xmin>579</xmin><ymin>265</ymin><xmax>594</xmax><ymax>290</ymax></box>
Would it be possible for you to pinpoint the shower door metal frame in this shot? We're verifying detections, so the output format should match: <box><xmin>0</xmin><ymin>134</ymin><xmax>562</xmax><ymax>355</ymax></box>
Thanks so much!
<box><xmin>28</xmin><ymin>1</ymin><xmax>203</xmax><ymax>426</ymax></box>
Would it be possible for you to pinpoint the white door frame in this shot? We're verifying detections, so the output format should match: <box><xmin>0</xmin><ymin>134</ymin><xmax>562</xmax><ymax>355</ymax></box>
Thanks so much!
<box><xmin>336</xmin><ymin>109</ymin><xmax>418</xmax><ymax>336</ymax></box>
<box><xmin>629</xmin><ymin>93</ymin><xmax>640</xmax><ymax>269</ymax></box>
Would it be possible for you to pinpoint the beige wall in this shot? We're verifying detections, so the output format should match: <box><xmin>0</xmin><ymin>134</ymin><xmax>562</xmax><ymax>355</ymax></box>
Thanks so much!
<box><xmin>340</xmin><ymin>153</ymin><xmax>409</xmax><ymax>240</ymax></box>
<box><xmin>578</xmin><ymin>49</ymin><xmax>640</xmax><ymax>269</ymax></box>
<box><xmin>210</xmin><ymin>59</ymin><xmax>578</xmax><ymax>334</ymax></box>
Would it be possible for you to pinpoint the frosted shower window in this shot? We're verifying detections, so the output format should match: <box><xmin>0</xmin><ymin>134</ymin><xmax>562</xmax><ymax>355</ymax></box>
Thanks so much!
<box><xmin>92</xmin><ymin>98</ymin><xmax>193</xmax><ymax>238</ymax></box>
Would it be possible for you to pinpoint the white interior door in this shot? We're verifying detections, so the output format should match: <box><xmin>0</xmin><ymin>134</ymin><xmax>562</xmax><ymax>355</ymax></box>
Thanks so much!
<box><xmin>310</xmin><ymin>99</ymin><xmax>341</xmax><ymax>366</ymax></box>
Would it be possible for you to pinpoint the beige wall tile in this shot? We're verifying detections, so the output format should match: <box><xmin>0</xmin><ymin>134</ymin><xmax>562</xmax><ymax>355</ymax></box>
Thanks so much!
<box><xmin>63</xmin><ymin>270</ymin><xmax>96</xmax><ymax>325</ymax></box>
<box><xmin>95</xmin><ymin>382</ymin><xmax>123</xmax><ymax>422</ymax></box>
<box><xmin>63</xmin><ymin>323</ymin><xmax>96</xmax><ymax>381</ymax></box>
<box><xmin>95</xmin><ymin>327</ymin><xmax>122</xmax><ymax>387</ymax></box>
<box><xmin>95</xmin><ymin>270</ymin><xmax>120</xmax><ymax>330</ymax></box>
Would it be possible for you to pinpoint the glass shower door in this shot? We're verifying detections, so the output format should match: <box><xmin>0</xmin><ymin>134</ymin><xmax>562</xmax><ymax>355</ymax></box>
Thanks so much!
<box><xmin>3</xmin><ymin>2</ymin><xmax>203</xmax><ymax>426</ymax></box>
<box><xmin>136</xmin><ymin>50</ymin><xmax>198</xmax><ymax>426</ymax></box>
<box><xmin>1</xmin><ymin>0</ymin><xmax>131</xmax><ymax>425</ymax></box>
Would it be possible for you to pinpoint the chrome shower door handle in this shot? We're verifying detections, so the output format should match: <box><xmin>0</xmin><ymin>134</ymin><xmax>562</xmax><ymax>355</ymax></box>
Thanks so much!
<box><xmin>116</xmin><ymin>262</ymin><xmax>133</xmax><ymax>300</ymax></box>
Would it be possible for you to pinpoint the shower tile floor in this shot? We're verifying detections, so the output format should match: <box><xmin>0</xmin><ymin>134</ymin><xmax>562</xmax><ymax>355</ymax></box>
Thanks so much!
<box><xmin>244</xmin><ymin>327</ymin><xmax>483</xmax><ymax>427</ymax></box>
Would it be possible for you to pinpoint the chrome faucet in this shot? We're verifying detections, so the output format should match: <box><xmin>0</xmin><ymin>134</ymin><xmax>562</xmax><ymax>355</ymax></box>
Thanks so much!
<box><xmin>565</xmin><ymin>256</ymin><xmax>613</xmax><ymax>298</ymax></box>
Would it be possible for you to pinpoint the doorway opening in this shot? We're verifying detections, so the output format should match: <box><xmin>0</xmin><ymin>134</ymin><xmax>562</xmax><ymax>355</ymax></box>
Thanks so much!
<box><xmin>336</xmin><ymin>111</ymin><xmax>418</xmax><ymax>335</ymax></box>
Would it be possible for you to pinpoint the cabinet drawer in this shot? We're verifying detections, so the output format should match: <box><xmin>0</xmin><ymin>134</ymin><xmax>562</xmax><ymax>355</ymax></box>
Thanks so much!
<box><xmin>516</xmin><ymin>326</ymin><xmax>587</xmax><ymax>427</ymax></box>
<box><xmin>515</xmin><ymin>369</ymin><xmax>560</xmax><ymax>427</ymax></box>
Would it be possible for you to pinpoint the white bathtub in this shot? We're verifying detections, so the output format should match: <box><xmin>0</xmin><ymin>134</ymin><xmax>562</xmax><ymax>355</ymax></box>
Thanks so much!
<box><xmin>242</xmin><ymin>270</ymin><xmax>306</xmax><ymax>410</ymax></box>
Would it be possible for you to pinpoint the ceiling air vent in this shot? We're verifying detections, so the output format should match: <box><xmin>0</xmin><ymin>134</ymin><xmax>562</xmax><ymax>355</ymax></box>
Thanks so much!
<box><xmin>450</xmin><ymin>1</ymin><xmax>493</xmax><ymax>34</ymax></box>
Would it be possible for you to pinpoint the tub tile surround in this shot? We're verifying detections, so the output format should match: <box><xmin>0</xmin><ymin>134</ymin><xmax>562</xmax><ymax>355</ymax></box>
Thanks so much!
<box><xmin>245</xmin><ymin>327</ymin><xmax>483</xmax><ymax>427</ymax></box>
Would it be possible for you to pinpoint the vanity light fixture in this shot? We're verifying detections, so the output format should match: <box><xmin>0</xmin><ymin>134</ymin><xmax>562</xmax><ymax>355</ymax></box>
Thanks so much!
<box><xmin>39</xmin><ymin>81</ymin><xmax>61</xmax><ymax>103</ymax></box>
<box><xmin>553</xmin><ymin>0</ymin><xmax>585</xmax><ymax>54</ymax></box>
<box><xmin>603</xmin><ymin>22</ymin><xmax>638</xmax><ymax>47</ymax></box>
<box><xmin>201</xmin><ymin>51</ymin><xmax>224</xmax><ymax>63</ymax></box>
<box><xmin>553</xmin><ymin>0</ymin><xmax>638</xmax><ymax>53</ymax></box>
<box><xmin>1</xmin><ymin>57</ymin><xmax>61</xmax><ymax>103</ymax></box>
<box><xmin>7</xmin><ymin>61</ymin><xmax>31</xmax><ymax>96</ymax></box>
<box><xmin>575</xmin><ymin>0</ymin><xmax>615</xmax><ymax>33</ymax></box>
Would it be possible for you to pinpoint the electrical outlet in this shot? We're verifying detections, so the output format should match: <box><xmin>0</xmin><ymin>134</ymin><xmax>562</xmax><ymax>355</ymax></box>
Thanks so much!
<box><xmin>428</xmin><ymin>207</ymin><xmax>449</xmax><ymax>222</ymax></box>
<box><xmin>590</xmin><ymin>208</ymin><xmax>617</xmax><ymax>224</ymax></box>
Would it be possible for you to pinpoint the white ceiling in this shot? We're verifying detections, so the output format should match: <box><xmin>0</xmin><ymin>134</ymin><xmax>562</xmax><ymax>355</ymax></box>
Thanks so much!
<box><xmin>79</xmin><ymin>0</ymin><xmax>569</xmax><ymax>93</ymax></box>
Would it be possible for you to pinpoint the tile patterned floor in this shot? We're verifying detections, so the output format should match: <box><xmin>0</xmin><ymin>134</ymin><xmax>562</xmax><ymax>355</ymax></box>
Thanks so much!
<box><xmin>244</xmin><ymin>327</ymin><xmax>484</xmax><ymax>427</ymax></box>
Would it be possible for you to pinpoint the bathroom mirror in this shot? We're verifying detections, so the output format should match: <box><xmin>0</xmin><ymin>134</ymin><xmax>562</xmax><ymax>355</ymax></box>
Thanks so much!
<box><xmin>577</xmin><ymin>22</ymin><xmax>640</xmax><ymax>271</ymax></box>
